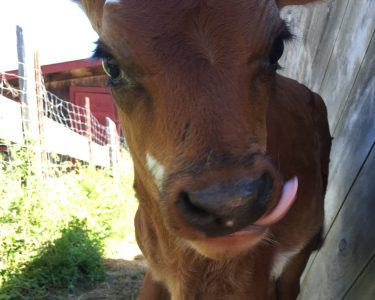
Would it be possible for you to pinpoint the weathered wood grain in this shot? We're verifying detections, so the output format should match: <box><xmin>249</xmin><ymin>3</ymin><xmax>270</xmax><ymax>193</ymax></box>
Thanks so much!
<box><xmin>279</xmin><ymin>0</ymin><xmax>350</xmax><ymax>89</ymax></box>
<box><xmin>280</xmin><ymin>4</ymin><xmax>315</xmax><ymax>82</ymax></box>
<box><xmin>318</xmin><ymin>0</ymin><xmax>375</xmax><ymax>132</ymax></box>
<box><xmin>301</xmin><ymin>28</ymin><xmax>375</xmax><ymax>288</ymax></box>
<box><xmin>343</xmin><ymin>256</ymin><xmax>375</xmax><ymax>300</ymax></box>
<box><xmin>307</xmin><ymin>0</ymin><xmax>350</xmax><ymax>92</ymax></box>
<box><xmin>298</xmin><ymin>146</ymin><xmax>375</xmax><ymax>300</ymax></box>
<box><xmin>280</xmin><ymin>1</ymin><xmax>375</xmax><ymax>296</ymax></box>
<box><xmin>323</xmin><ymin>33</ymin><xmax>375</xmax><ymax>230</ymax></box>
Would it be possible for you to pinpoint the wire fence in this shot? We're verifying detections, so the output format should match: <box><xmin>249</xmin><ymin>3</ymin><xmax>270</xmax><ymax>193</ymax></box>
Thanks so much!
<box><xmin>0</xmin><ymin>62</ymin><xmax>126</xmax><ymax>178</ymax></box>
<box><xmin>43</xmin><ymin>90</ymin><xmax>110</xmax><ymax>146</ymax></box>
<box><xmin>1</xmin><ymin>68</ymin><xmax>110</xmax><ymax>145</ymax></box>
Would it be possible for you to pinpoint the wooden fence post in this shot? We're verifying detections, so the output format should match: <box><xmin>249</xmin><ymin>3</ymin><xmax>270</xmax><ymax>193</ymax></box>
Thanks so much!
<box><xmin>17</xmin><ymin>25</ymin><xmax>44</xmax><ymax>177</ymax></box>
<box><xmin>106</xmin><ymin>117</ymin><xmax>119</xmax><ymax>179</ymax></box>
<box><xmin>34</xmin><ymin>51</ymin><xmax>48</xmax><ymax>178</ymax></box>
<box><xmin>85</xmin><ymin>97</ymin><xmax>93</xmax><ymax>164</ymax></box>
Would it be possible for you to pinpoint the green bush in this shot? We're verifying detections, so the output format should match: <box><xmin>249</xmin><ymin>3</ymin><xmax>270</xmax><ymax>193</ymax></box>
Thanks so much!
<box><xmin>0</xmin><ymin>143</ymin><xmax>138</xmax><ymax>299</ymax></box>
<box><xmin>0</xmin><ymin>219</ymin><xmax>105</xmax><ymax>299</ymax></box>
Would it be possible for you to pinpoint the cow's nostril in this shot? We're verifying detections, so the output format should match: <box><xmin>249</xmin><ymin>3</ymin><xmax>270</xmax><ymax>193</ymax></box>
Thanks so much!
<box><xmin>214</xmin><ymin>217</ymin><xmax>225</xmax><ymax>226</ymax></box>
<box><xmin>178</xmin><ymin>191</ymin><xmax>211</xmax><ymax>218</ymax></box>
<box><xmin>175</xmin><ymin>175</ymin><xmax>274</xmax><ymax>237</ymax></box>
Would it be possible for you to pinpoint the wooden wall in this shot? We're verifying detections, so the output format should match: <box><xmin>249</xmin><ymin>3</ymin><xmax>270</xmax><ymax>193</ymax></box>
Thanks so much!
<box><xmin>278</xmin><ymin>0</ymin><xmax>375</xmax><ymax>299</ymax></box>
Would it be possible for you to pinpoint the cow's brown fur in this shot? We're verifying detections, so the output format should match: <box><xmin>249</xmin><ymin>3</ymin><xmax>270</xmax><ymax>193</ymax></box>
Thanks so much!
<box><xmin>75</xmin><ymin>0</ymin><xmax>331</xmax><ymax>299</ymax></box>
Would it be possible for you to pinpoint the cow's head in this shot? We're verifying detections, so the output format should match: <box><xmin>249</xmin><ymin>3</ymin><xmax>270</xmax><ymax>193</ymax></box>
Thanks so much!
<box><xmin>76</xmin><ymin>0</ymin><xmax>319</xmax><ymax>259</ymax></box>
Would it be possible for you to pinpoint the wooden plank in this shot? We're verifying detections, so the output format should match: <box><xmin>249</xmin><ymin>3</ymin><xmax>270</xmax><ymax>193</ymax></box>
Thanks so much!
<box><xmin>323</xmin><ymin>33</ymin><xmax>375</xmax><ymax>229</ymax></box>
<box><xmin>299</xmin><ymin>146</ymin><xmax>375</xmax><ymax>300</ymax></box>
<box><xmin>279</xmin><ymin>0</ymin><xmax>350</xmax><ymax>88</ymax></box>
<box><xmin>343</xmin><ymin>256</ymin><xmax>375</xmax><ymax>300</ymax></box>
<box><xmin>318</xmin><ymin>0</ymin><xmax>375</xmax><ymax>132</ymax></box>
<box><xmin>301</xmin><ymin>30</ymin><xmax>375</xmax><ymax>283</ymax></box>
<box><xmin>43</xmin><ymin>117</ymin><xmax>110</xmax><ymax>167</ymax></box>
<box><xmin>43</xmin><ymin>117</ymin><xmax>90</xmax><ymax>162</ymax></box>
<box><xmin>91</xmin><ymin>142</ymin><xmax>110</xmax><ymax>168</ymax></box>
<box><xmin>278</xmin><ymin>0</ymin><xmax>375</xmax><ymax>294</ymax></box>
<box><xmin>279</xmin><ymin>4</ymin><xmax>313</xmax><ymax>82</ymax></box>
<box><xmin>307</xmin><ymin>0</ymin><xmax>350</xmax><ymax>91</ymax></box>
<box><xmin>0</xmin><ymin>95</ymin><xmax>23</xmax><ymax>144</ymax></box>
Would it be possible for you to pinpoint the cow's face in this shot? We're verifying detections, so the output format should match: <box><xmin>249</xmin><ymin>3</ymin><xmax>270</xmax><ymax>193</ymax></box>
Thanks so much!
<box><xmin>77</xmin><ymin>0</ymin><xmax>314</xmax><ymax>259</ymax></box>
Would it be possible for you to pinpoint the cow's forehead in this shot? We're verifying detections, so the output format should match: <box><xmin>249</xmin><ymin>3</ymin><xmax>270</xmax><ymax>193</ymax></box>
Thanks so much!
<box><xmin>100</xmin><ymin>0</ymin><xmax>282</xmax><ymax>70</ymax></box>
<box><xmin>102</xmin><ymin>0</ymin><xmax>279</xmax><ymax>34</ymax></box>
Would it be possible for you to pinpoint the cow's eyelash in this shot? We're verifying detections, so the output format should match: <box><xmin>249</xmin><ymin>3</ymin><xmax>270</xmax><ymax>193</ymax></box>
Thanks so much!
<box><xmin>271</xmin><ymin>22</ymin><xmax>295</xmax><ymax>70</ymax></box>
<box><xmin>93</xmin><ymin>40</ymin><xmax>112</xmax><ymax>59</ymax></box>
<box><xmin>278</xmin><ymin>20</ymin><xmax>294</xmax><ymax>42</ymax></box>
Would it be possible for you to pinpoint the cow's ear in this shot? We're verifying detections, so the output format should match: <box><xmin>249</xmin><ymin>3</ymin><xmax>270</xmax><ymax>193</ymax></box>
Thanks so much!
<box><xmin>276</xmin><ymin>0</ymin><xmax>320</xmax><ymax>8</ymax></box>
<box><xmin>73</xmin><ymin>0</ymin><xmax>105</xmax><ymax>33</ymax></box>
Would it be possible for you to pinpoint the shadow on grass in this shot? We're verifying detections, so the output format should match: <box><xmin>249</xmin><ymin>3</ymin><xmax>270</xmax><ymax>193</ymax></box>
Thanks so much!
<box><xmin>0</xmin><ymin>219</ymin><xmax>106</xmax><ymax>300</ymax></box>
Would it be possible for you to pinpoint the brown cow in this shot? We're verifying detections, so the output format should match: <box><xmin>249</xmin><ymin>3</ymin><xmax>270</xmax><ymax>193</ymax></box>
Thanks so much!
<box><xmin>74</xmin><ymin>0</ymin><xmax>331</xmax><ymax>299</ymax></box>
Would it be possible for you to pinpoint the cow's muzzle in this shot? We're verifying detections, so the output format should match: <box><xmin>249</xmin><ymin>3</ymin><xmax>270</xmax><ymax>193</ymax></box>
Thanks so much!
<box><xmin>176</xmin><ymin>173</ymin><xmax>274</xmax><ymax>237</ymax></box>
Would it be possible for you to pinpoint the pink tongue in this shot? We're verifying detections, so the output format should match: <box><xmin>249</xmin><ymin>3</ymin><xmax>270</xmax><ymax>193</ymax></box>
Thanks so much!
<box><xmin>254</xmin><ymin>177</ymin><xmax>298</xmax><ymax>226</ymax></box>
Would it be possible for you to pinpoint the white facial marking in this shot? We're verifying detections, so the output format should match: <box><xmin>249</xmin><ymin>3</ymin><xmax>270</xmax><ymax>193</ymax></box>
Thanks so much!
<box><xmin>271</xmin><ymin>248</ymin><xmax>301</xmax><ymax>279</ymax></box>
<box><xmin>146</xmin><ymin>153</ymin><xmax>165</xmax><ymax>191</ymax></box>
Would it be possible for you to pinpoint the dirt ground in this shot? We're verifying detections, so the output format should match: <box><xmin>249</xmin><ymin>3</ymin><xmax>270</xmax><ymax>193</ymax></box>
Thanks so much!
<box><xmin>64</xmin><ymin>245</ymin><xmax>146</xmax><ymax>300</ymax></box>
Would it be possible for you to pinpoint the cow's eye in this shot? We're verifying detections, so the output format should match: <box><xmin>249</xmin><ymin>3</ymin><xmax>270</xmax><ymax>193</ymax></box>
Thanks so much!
<box><xmin>269</xmin><ymin>36</ymin><xmax>285</xmax><ymax>68</ymax></box>
<box><xmin>269</xmin><ymin>25</ymin><xmax>293</xmax><ymax>69</ymax></box>
<box><xmin>102</xmin><ymin>57</ymin><xmax>125</xmax><ymax>86</ymax></box>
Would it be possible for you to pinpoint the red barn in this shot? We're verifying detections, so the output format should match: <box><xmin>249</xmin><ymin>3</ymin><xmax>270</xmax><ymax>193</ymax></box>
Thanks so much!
<box><xmin>4</xmin><ymin>58</ymin><xmax>120</xmax><ymax>133</ymax></box>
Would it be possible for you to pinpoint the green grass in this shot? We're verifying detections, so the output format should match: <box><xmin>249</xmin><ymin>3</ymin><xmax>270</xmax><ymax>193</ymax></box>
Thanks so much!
<box><xmin>0</xmin><ymin>143</ymin><xmax>138</xmax><ymax>299</ymax></box>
